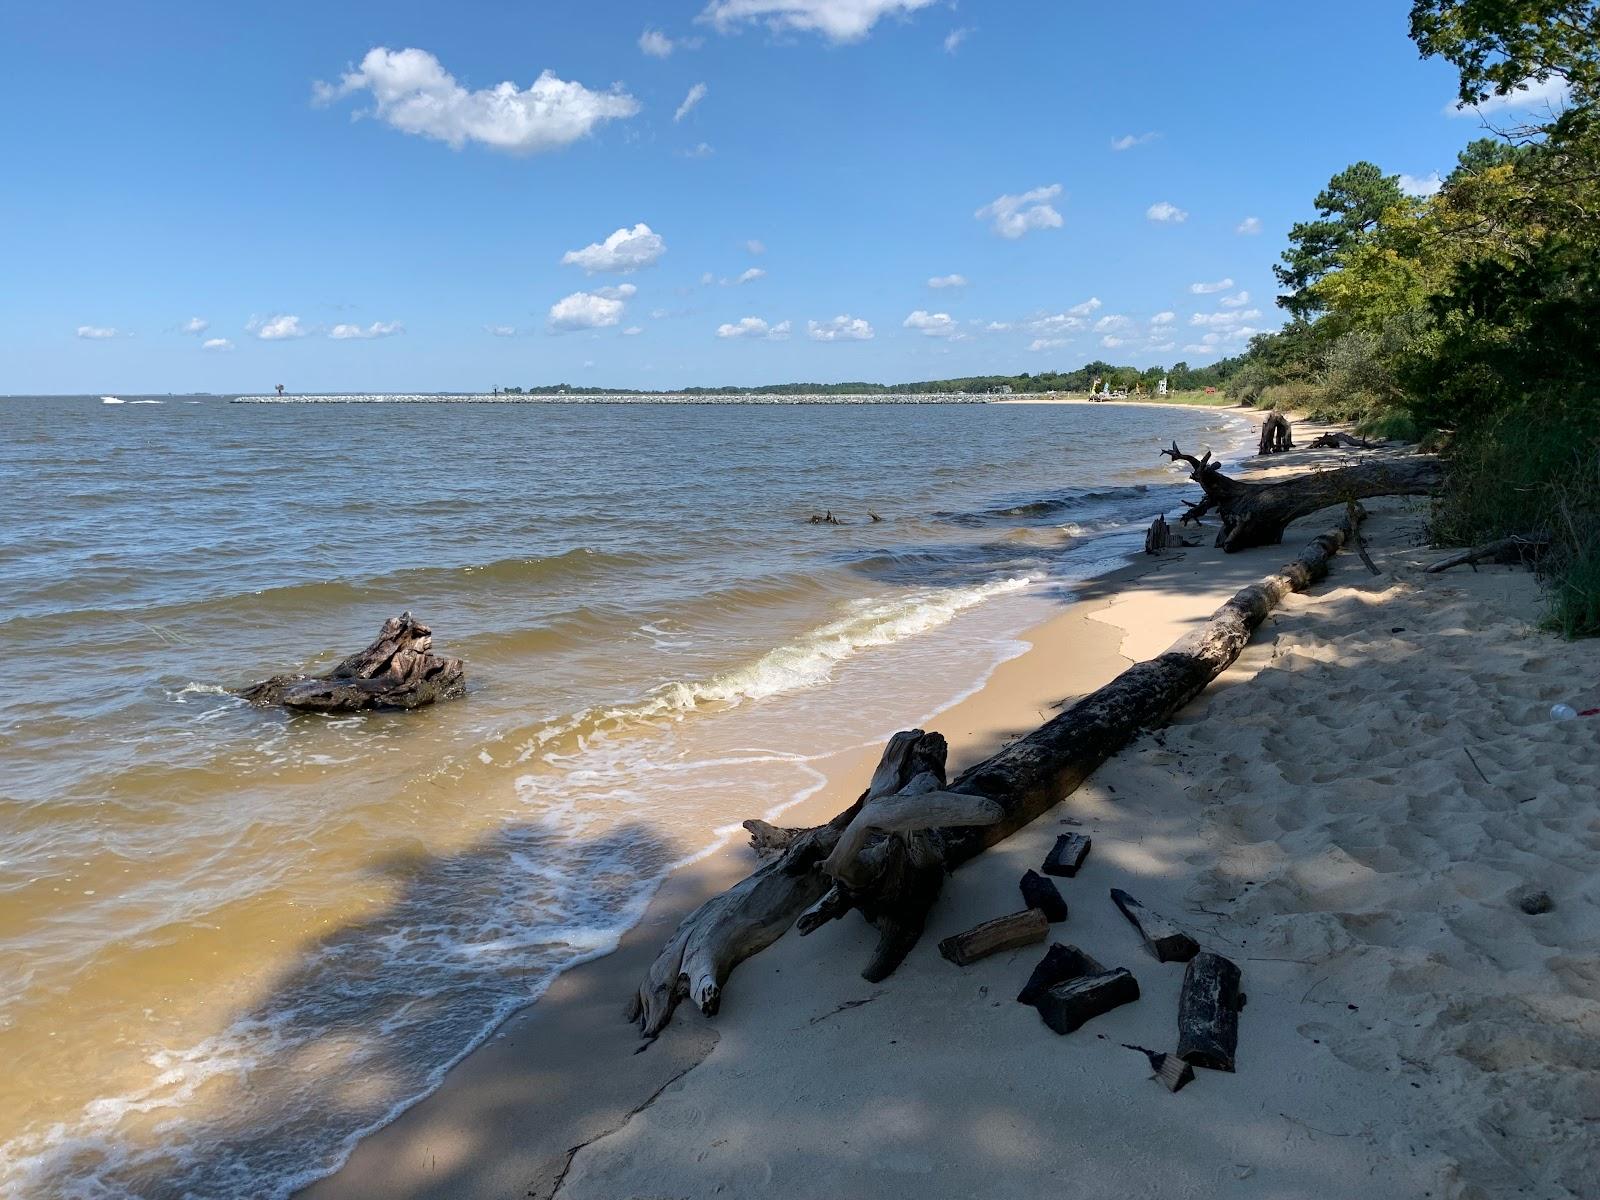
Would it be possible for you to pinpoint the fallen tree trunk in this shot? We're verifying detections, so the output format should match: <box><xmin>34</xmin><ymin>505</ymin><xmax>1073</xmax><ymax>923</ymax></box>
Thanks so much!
<box><xmin>237</xmin><ymin>612</ymin><xmax>465</xmax><ymax>712</ymax></box>
<box><xmin>1162</xmin><ymin>442</ymin><xmax>1443</xmax><ymax>552</ymax></box>
<box><xmin>628</xmin><ymin>509</ymin><xmax>1367</xmax><ymax>1036</ymax></box>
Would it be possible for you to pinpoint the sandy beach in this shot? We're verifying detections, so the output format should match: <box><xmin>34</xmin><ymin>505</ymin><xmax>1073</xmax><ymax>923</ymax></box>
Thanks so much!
<box><xmin>300</xmin><ymin>432</ymin><xmax>1600</xmax><ymax>1200</ymax></box>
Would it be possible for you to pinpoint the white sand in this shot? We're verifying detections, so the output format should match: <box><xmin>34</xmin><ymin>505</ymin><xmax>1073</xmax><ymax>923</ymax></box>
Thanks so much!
<box><xmin>552</xmin><ymin>496</ymin><xmax>1600</xmax><ymax>1200</ymax></box>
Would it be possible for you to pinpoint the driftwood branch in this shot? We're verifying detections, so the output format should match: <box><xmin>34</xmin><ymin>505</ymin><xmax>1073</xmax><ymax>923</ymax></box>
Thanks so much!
<box><xmin>1161</xmin><ymin>441</ymin><xmax>1442</xmax><ymax>551</ymax></box>
<box><xmin>1422</xmin><ymin>534</ymin><xmax>1549</xmax><ymax>573</ymax></box>
<box><xmin>629</xmin><ymin>507</ymin><xmax>1370</xmax><ymax>1035</ymax></box>
<box><xmin>237</xmin><ymin>612</ymin><xmax>465</xmax><ymax>712</ymax></box>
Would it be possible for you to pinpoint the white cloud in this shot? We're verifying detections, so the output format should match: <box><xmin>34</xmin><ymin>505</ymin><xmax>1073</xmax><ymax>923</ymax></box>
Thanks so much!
<box><xmin>675</xmin><ymin>82</ymin><xmax>708</xmax><ymax>122</ymax></box>
<box><xmin>76</xmin><ymin>325</ymin><xmax>119</xmax><ymax>339</ymax></box>
<box><xmin>1236</xmin><ymin>216</ymin><xmax>1263</xmax><ymax>235</ymax></box>
<box><xmin>943</xmin><ymin>27</ymin><xmax>971</xmax><ymax>53</ymax></box>
<box><xmin>1149</xmin><ymin>340</ymin><xmax>1175</xmax><ymax>352</ymax></box>
<box><xmin>485</xmin><ymin>324</ymin><xmax>517</xmax><ymax>337</ymax></box>
<box><xmin>181</xmin><ymin>316</ymin><xmax>209</xmax><ymax>335</ymax></box>
<box><xmin>313</xmin><ymin>47</ymin><xmax>639</xmax><ymax>154</ymax></box>
<box><xmin>549</xmin><ymin>290</ymin><xmax>629</xmax><ymax>331</ymax></box>
<box><xmin>1399</xmin><ymin>171</ymin><xmax>1443</xmax><ymax>198</ymax></box>
<box><xmin>1111</xmin><ymin>131</ymin><xmax>1159</xmax><ymax>151</ymax></box>
<box><xmin>562</xmin><ymin>223</ymin><xmax>666</xmax><ymax>273</ymax></box>
<box><xmin>1447</xmin><ymin>73</ymin><xmax>1570</xmax><ymax>116</ymax></box>
<box><xmin>622</xmin><ymin>325</ymin><xmax>644</xmax><ymax>336</ymax></box>
<box><xmin>638</xmin><ymin>29</ymin><xmax>701</xmax><ymax>56</ymax></box>
<box><xmin>716</xmin><ymin>316</ymin><xmax>791</xmax><ymax>340</ymax></box>
<box><xmin>201</xmin><ymin>337</ymin><xmax>233</xmax><ymax>351</ymax></box>
<box><xmin>1093</xmin><ymin>314</ymin><xmax>1130</xmax><ymax>332</ymax></box>
<box><xmin>639</xmin><ymin>30</ymin><xmax>675</xmax><ymax>57</ymax></box>
<box><xmin>808</xmin><ymin>314</ymin><xmax>874</xmax><ymax>341</ymax></box>
<box><xmin>1219</xmin><ymin>290</ymin><xmax>1251</xmax><ymax>308</ymax></box>
<box><xmin>682</xmin><ymin>141</ymin><xmax>715</xmax><ymax>158</ymax></box>
<box><xmin>1150</xmin><ymin>311</ymin><xmax>1176</xmax><ymax>325</ymax></box>
<box><xmin>594</xmin><ymin>283</ymin><xmax>638</xmax><ymax>300</ymax></box>
<box><xmin>1200</xmin><ymin>325</ymin><xmax>1261</xmax><ymax>347</ymax></box>
<box><xmin>1146</xmin><ymin>200</ymin><xmax>1188</xmax><ymax>223</ymax></box>
<box><xmin>903</xmin><ymin>310</ymin><xmax>960</xmax><ymax>338</ymax></box>
<box><xmin>1190</xmin><ymin>309</ymin><xmax>1261</xmax><ymax>328</ymax></box>
<box><xmin>983</xmin><ymin>321</ymin><xmax>1012</xmax><ymax>332</ymax></box>
<box><xmin>1067</xmin><ymin>296</ymin><xmax>1102</xmax><ymax>316</ymax></box>
<box><xmin>1028</xmin><ymin>312</ymin><xmax>1086</xmax><ymax>336</ymax></box>
<box><xmin>1029</xmin><ymin>337</ymin><xmax>1066</xmax><ymax>352</ymax></box>
<box><xmin>1190</xmin><ymin>277</ymin><xmax>1234</xmax><ymax>294</ymax></box>
<box><xmin>735</xmin><ymin>267</ymin><xmax>766</xmax><ymax>284</ymax></box>
<box><xmin>249</xmin><ymin>314</ymin><xmax>308</xmax><ymax>340</ymax></box>
<box><xmin>330</xmin><ymin>320</ymin><xmax>403</xmax><ymax>339</ymax></box>
<box><xmin>701</xmin><ymin>0</ymin><xmax>937</xmax><ymax>42</ymax></box>
<box><xmin>1101</xmin><ymin>335</ymin><xmax>1125</xmax><ymax>348</ymax></box>
<box><xmin>975</xmin><ymin>184</ymin><xmax>1063</xmax><ymax>239</ymax></box>
<box><xmin>927</xmin><ymin>273</ymin><xmax>967</xmax><ymax>289</ymax></box>
<box><xmin>746</xmin><ymin>239</ymin><xmax>766</xmax><ymax>255</ymax></box>
<box><xmin>1183</xmin><ymin>343</ymin><xmax>1218</xmax><ymax>355</ymax></box>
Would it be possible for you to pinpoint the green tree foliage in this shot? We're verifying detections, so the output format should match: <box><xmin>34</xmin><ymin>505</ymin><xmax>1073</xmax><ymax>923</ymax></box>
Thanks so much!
<box><xmin>1410</xmin><ymin>1</ymin><xmax>1598</xmax><ymax>120</ymax></box>
<box><xmin>1274</xmin><ymin>163</ymin><xmax>1411</xmax><ymax>318</ymax></box>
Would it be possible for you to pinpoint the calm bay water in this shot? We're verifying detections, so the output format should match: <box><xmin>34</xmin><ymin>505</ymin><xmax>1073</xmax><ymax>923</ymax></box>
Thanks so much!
<box><xmin>0</xmin><ymin>396</ymin><xmax>1249</xmax><ymax>1198</ymax></box>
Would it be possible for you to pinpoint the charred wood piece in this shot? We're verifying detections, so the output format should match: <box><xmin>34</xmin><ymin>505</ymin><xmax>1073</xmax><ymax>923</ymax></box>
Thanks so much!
<box><xmin>1042</xmin><ymin>833</ymin><xmax>1091</xmax><ymax>878</ymax></box>
<box><xmin>1036</xmin><ymin>968</ymin><xmax>1140</xmax><ymax>1034</ymax></box>
<box><xmin>1016</xmin><ymin>942</ymin><xmax>1103</xmax><ymax>1006</ymax></box>
<box><xmin>1110</xmin><ymin>888</ymin><xmax>1199</xmax><ymax>963</ymax></box>
<box><xmin>1019</xmin><ymin>870</ymin><xmax>1069</xmax><ymax>922</ymax></box>
<box><xmin>1176</xmin><ymin>951</ymin><xmax>1243</xmax><ymax>1071</ymax></box>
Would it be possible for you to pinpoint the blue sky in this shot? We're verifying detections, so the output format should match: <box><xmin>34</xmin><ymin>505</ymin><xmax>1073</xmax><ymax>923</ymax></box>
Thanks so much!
<box><xmin>0</xmin><ymin>1</ymin><xmax>1540</xmax><ymax>393</ymax></box>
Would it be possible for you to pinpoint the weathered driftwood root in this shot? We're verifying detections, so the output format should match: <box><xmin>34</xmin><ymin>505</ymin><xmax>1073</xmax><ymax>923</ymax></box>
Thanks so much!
<box><xmin>1257</xmin><ymin>412</ymin><xmax>1293</xmax><ymax>455</ymax></box>
<box><xmin>1422</xmin><ymin>533</ymin><xmax>1549</xmax><ymax>574</ymax></box>
<box><xmin>238</xmin><ymin>612</ymin><xmax>465</xmax><ymax>712</ymax></box>
<box><xmin>1161</xmin><ymin>442</ymin><xmax>1442</xmax><ymax>551</ymax></box>
<box><xmin>630</xmin><ymin>511</ymin><xmax>1367</xmax><ymax>1035</ymax></box>
<box><xmin>1308</xmin><ymin>430</ymin><xmax>1379</xmax><ymax>450</ymax></box>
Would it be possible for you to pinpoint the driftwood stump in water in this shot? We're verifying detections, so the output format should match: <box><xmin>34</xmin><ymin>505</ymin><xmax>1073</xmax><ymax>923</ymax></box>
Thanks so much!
<box><xmin>1144</xmin><ymin>514</ymin><xmax>1171</xmax><ymax>554</ymax></box>
<box><xmin>1162</xmin><ymin>442</ymin><xmax>1442</xmax><ymax>552</ymax></box>
<box><xmin>629</xmin><ymin>507</ymin><xmax>1371</xmax><ymax>1036</ymax></box>
<box><xmin>1257</xmin><ymin>412</ymin><xmax>1293</xmax><ymax>455</ymax></box>
<box><xmin>238</xmin><ymin>612</ymin><xmax>465</xmax><ymax>712</ymax></box>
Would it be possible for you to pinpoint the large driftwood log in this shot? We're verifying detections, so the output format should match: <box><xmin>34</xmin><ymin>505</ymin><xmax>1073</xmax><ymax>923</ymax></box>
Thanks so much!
<box><xmin>238</xmin><ymin>612</ymin><xmax>465</xmax><ymax>712</ymax></box>
<box><xmin>629</xmin><ymin>509</ymin><xmax>1368</xmax><ymax>1036</ymax></box>
<box><xmin>1162</xmin><ymin>442</ymin><xmax>1442</xmax><ymax>551</ymax></box>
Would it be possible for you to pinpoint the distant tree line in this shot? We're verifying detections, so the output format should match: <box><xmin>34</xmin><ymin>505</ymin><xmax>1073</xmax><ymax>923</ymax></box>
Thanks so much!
<box><xmin>496</xmin><ymin>357</ymin><xmax>1244</xmax><ymax>400</ymax></box>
